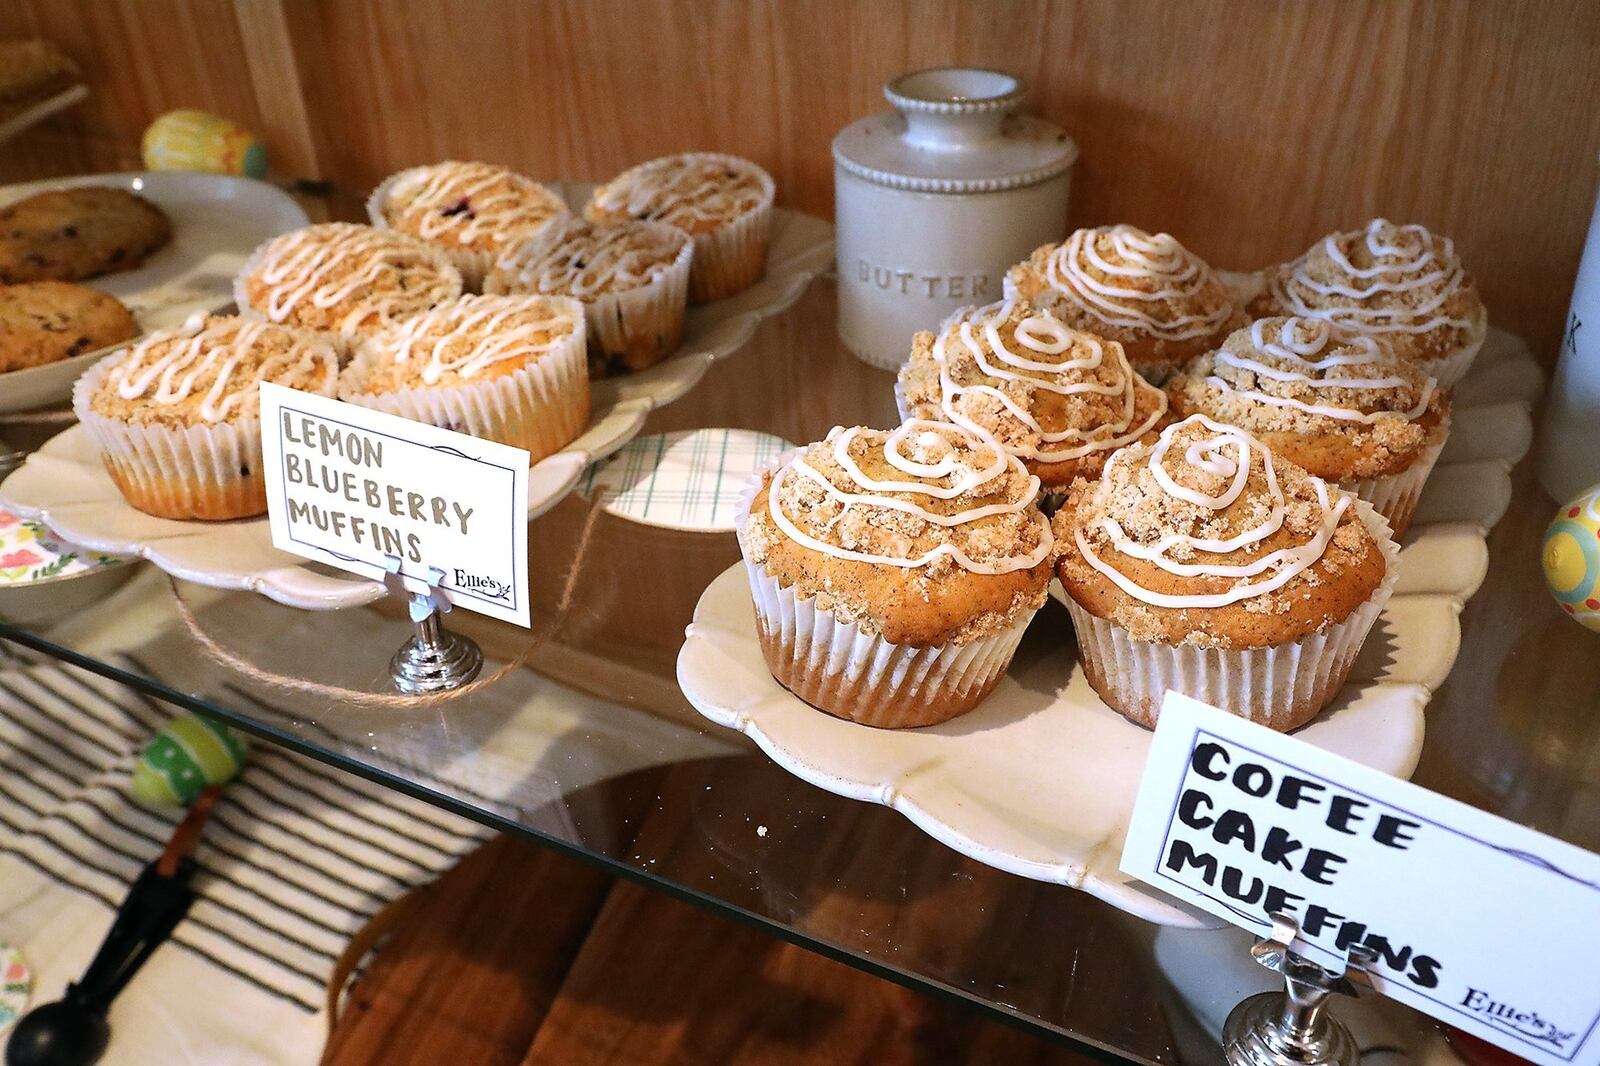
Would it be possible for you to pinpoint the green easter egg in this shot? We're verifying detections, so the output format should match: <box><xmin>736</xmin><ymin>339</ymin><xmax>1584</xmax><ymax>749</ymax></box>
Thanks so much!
<box><xmin>132</xmin><ymin>714</ymin><xmax>247</xmax><ymax>806</ymax></box>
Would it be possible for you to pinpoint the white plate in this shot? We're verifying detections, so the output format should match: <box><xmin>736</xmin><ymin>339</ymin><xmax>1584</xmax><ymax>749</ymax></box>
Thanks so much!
<box><xmin>0</xmin><ymin>171</ymin><xmax>310</xmax><ymax>413</ymax></box>
<box><xmin>0</xmin><ymin>206</ymin><xmax>835</xmax><ymax>609</ymax></box>
<box><xmin>676</xmin><ymin>328</ymin><xmax>1542</xmax><ymax>927</ymax></box>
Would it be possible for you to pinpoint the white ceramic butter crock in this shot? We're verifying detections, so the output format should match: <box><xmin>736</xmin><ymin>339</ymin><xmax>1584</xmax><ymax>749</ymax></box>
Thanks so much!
<box><xmin>833</xmin><ymin>68</ymin><xmax>1077</xmax><ymax>370</ymax></box>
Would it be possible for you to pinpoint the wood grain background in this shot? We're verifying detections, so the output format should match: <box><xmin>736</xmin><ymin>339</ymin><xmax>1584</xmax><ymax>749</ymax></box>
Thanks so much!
<box><xmin>3</xmin><ymin>0</ymin><xmax>1598</xmax><ymax>359</ymax></box>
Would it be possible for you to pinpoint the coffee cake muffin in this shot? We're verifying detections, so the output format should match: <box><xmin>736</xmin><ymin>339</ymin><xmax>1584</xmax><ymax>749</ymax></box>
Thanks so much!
<box><xmin>1006</xmin><ymin>225</ymin><xmax>1242</xmax><ymax>382</ymax></box>
<box><xmin>368</xmin><ymin>161</ymin><xmax>568</xmax><ymax>287</ymax></box>
<box><xmin>341</xmin><ymin>293</ymin><xmax>588</xmax><ymax>465</ymax></box>
<box><xmin>898</xmin><ymin>299</ymin><xmax>1169</xmax><ymax>500</ymax></box>
<box><xmin>585</xmin><ymin>153</ymin><xmax>773</xmax><ymax>303</ymax></box>
<box><xmin>1055</xmin><ymin>414</ymin><xmax>1399</xmax><ymax>731</ymax></box>
<box><xmin>1249</xmin><ymin>219</ymin><xmax>1487</xmax><ymax>387</ymax></box>
<box><xmin>235</xmin><ymin>223</ymin><xmax>463</xmax><ymax>337</ymax></box>
<box><xmin>1167</xmin><ymin>317</ymin><xmax>1450</xmax><ymax>536</ymax></box>
<box><xmin>0</xmin><ymin>186</ymin><xmax>171</xmax><ymax>284</ymax></box>
<box><xmin>0</xmin><ymin>281</ymin><xmax>137</xmax><ymax>371</ymax></box>
<box><xmin>74</xmin><ymin>313</ymin><xmax>341</xmax><ymax>519</ymax></box>
<box><xmin>735</xmin><ymin>420</ymin><xmax>1056</xmax><ymax>728</ymax></box>
<box><xmin>485</xmin><ymin>216</ymin><xmax>692</xmax><ymax>374</ymax></box>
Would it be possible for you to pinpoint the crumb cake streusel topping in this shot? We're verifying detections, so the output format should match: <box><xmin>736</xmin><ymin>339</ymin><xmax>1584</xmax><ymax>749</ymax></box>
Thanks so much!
<box><xmin>1021</xmin><ymin>225</ymin><xmax>1235</xmax><ymax>342</ymax></box>
<box><xmin>1172</xmin><ymin>316</ymin><xmax>1442</xmax><ymax>437</ymax></box>
<box><xmin>380</xmin><ymin>161</ymin><xmax>567</xmax><ymax>255</ymax></box>
<box><xmin>487</xmin><ymin>217</ymin><xmax>690</xmax><ymax>299</ymax></box>
<box><xmin>750</xmin><ymin>421</ymin><xmax>1052</xmax><ymax>581</ymax></box>
<box><xmin>1262</xmin><ymin>219</ymin><xmax>1483</xmax><ymax>357</ymax></box>
<box><xmin>899</xmin><ymin>299</ymin><xmax>1168</xmax><ymax>464</ymax></box>
<box><xmin>1065</xmin><ymin>415</ymin><xmax>1373</xmax><ymax>615</ymax></box>
<box><xmin>92</xmin><ymin>312</ymin><xmax>338</xmax><ymax>426</ymax></box>
<box><xmin>585</xmin><ymin>154</ymin><xmax>771</xmax><ymax>233</ymax></box>
<box><xmin>351</xmin><ymin>294</ymin><xmax>581</xmax><ymax>393</ymax></box>
<box><xmin>243</xmin><ymin>223</ymin><xmax>462</xmax><ymax>334</ymax></box>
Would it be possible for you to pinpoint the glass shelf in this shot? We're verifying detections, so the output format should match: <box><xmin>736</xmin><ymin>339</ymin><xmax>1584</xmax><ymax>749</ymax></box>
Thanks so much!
<box><xmin>4</xmin><ymin>277</ymin><xmax>1595</xmax><ymax>1065</ymax></box>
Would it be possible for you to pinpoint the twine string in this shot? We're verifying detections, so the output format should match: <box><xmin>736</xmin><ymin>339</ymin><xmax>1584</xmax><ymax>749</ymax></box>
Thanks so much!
<box><xmin>169</xmin><ymin>497</ymin><xmax>605</xmax><ymax>708</ymax></box>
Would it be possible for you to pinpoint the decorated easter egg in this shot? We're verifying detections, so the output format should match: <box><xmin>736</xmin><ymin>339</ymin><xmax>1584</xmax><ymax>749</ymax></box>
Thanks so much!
<box><xmin>1543</xmin><ymin>482</ymin><xmax>1600</xmax><ymax>632</ymax></box>
<box><xmin>131</xmin><ymin>713</ymin><xmax>248</xmax><ymax>806</ymax></box>
<box><xmin>142</xmin><ymin>109</ymin><xmax>268</xmax><ymax>178</ymax></box>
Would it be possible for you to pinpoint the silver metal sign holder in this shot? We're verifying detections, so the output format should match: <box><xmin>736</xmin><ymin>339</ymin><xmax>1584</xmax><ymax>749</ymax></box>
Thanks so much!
<box><xmin>384</xmin><ymin>562</ymin><xmax>482</xmax><ymax>694</ymax></box>
<box><xmin>1223</xmin><ymin>914</ymin><xmax>1368</xmax><ymax>1066</ymax></box>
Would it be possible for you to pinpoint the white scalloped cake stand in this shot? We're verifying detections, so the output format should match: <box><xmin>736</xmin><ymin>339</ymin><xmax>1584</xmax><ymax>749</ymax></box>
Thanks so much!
<box><xmin>677</xmin><ymin>327</ymin><xmax>1542</xmax><ymax>928</ymax></box>
<box><xmin>0</xmin><ymin>205</ymin><xmax>835</xmax><ymax>609</ymax></box>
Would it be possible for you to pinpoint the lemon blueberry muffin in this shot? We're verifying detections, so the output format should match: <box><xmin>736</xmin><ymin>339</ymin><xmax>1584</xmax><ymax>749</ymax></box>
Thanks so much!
<box><xmin>898</xmin><ymin>298</ymin><xmax>1169</xmax><ymax>500</ymax></box>
<box><xmin>368</xmin><ymin>161</ymin><xmax>568</xmax><ymax>287</ymax></box>
<box><xmin>1006</xmin><ymin>225</ymin><xmax>1242</xmax><ymax>382</ymax></box>
<box><xmin>1167</xmin><ymin>317</ymin><xmax>1450</xmax><ymax>536</ymax></box>
<box><xmin>341</xmin><ymin>293</ymin><xmax>588</xmax><ymax>465</ymax></box>
<box><xmin>585</xmin><ymin>152</ymin><xmax>773</xmax><ymax>303</ymax></box>
<box><xmin>235</xmin><ymin>222</ymin><xmax>463</xmax><ymax>338</ymax></box>
<box><xmin>74</xmin><ymin>313</ymin><xmax>341</xmax><ymax>520</ymax></box>
<box><xmin>1054</xmin><ymin>413</ymin><xmax>1398</xmax><ymax>731</ymax></box>
<box><xmin>485</xmin><ymin>216</ymin><xmax>691</xmax><ymax>375</ymax></box>
<box><xmin>1249</xmin><ymin>219</ymin><xmax>1487</xmax><ymax>387</ymax></box>
<box><xmin>735</xmin><ymin>420</ymin><xmax>1056</xmax><ymax>728</ymax></box>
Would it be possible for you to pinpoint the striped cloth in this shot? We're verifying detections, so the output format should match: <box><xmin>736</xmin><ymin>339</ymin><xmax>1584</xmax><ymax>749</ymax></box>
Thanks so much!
<box><xmin>0</xmin><ymin>640</ymin><xmax>490</xmax><ymax>1062</ymax></box>
<box><xmin>579</xmin><ymin>429</ymin><xmax>794</xmax><ymax>531</ymax></box>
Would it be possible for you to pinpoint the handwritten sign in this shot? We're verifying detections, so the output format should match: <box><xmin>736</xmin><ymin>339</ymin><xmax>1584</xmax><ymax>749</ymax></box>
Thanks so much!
<box><xmin>259</xmin><ymin>383</ymin><xmax>529</xmax><ymax>627</ymax></box>
<box><xmin>1123</xmin><ymin>693</ymin><xmax>1600</xmax><ymax>1066</ymax></box>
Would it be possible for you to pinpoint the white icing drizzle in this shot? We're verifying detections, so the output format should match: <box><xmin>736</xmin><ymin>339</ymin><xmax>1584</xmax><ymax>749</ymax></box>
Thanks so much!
<box><xmin>107</xmin><ymin>312</ymin><xmax>333</xmax><ymax>423</ymax></box>
<box><xmin>768</xmin><ymin>420</ymin><xmax>1053</xmax><ymax>574</ymax></box>
<box><xmin>932</xmin><ymin>299</ymin><xmax>1167</xmax><ymax>462</ymax></box>
<box><xmin>1042</xmin><ymin>225</ymin><xmax>1232</xmax><ymax>341</ymax></box>
<box><xmin>1203</xmin><ymin>317</ymin><xmax>1436</xmax><ymax>424</ymax></box>
<box><xmin>1075</xmin><ymin>414</ymin><xmax>1352</xmax><ymax>608</ymax></box>
<box><xmin>251</xmin><ymin>224</ymin><xmax>459</xmax><ymax>333</ymax></box>
<box><xmin>382</xmin><ymin>295</ymin><xmax>577</xmax><ymax>385</ymax></box>
<box><xmin>494</xmin><ymin>217</ymin><xmax>687</xmax><ymax>299</ymax></box>
<box><xmin>589</xmin><ymin>154</ymin><xmax>768</xmax><ymax>228</ymax></box>
<box><xmin>1269</xmin><ymin>219</ymin><xmax>1476</xmax><ymax>335</ymax></box>
<box><xmin>388</xmin><ymin>162</ymin><xmax>564</xmax><ymax>248</ymax></box>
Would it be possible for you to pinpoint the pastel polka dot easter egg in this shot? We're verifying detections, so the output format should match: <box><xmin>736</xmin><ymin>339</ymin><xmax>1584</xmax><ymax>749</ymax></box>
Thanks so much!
<box><xmin>1543</xmin><ymin>482</ymin><xmax>1600</xmax><ymax>633</ymax></box>
<box><xmin>131</xmin><ymin>714</ymin><xmax>248</xmax><ymax>807</ymax></box>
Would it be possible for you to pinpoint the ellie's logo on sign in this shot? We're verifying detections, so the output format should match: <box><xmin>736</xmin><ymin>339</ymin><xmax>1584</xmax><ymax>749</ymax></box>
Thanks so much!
<box><xmin>453</xmin><ymin>569</ymin><xmax>512</xmax><ymax>602</ymax></box>
<box><xmin>1461</xmin><ymin>989</ymin><xmax>1577</xmax><ymax>1050</ymax></box>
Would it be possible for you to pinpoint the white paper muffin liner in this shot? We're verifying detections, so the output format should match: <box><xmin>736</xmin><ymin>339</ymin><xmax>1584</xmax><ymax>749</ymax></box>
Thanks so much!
<box><xmin>579</xmin><ymin>227</ymin><xmax>693</xmax><ymax>371</ymax></box>
<box><xmin>233</xmin><ymin>228</ymin><xmax>464</xmax><ymax>337</ymax></box>
<box><xmin>1340</xmin><ymin>433</ymin><xmax>1447</xmax><ymax>538</ymax></box>
<box><xmin>592</xmin><ymin>152</ymin><xmax>774</xmax><ymax>304</ymax></box>
<box><xmin>365</xmin><ymin>167</ymin><xmax>568</xmax><ymax>290</ymax></box>
<box><xmin>340</xmin><ymin>298</ymin><xmax>590</xmax><ymax>465</ymax></box>
<box><xmin>1415</xmin><ymin>309</ymin><xmax>1487</xmax><ymax>389</ymax></box>
<box><xmin>733</xmin><ymin>454</ymin><xmax>1037</xmax><ymax>728</ymax></box>
<box><xmin>73</xmin><ymin>342</ymin><xmax>338</xmax><ymax>521</ymax></box>
<box><xmin>1063</xmin><ymin>499</ymin><xmax>1401</xmax><ymax>732</ymax></box>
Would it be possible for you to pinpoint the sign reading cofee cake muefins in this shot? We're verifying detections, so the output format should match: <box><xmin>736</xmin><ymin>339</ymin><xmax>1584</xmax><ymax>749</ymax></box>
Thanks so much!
<box><xmin>258</xmin><ymin>383</ymin><xmax>530</xmax><ymax>628</ymax></box>
<box><xmin>1123</xmin><ymin>693</ymin><xmax>1600</xmax><ymax>1066</ymax></box>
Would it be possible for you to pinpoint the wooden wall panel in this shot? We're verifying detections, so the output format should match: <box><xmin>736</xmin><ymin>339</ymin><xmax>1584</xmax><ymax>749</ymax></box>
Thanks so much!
<box><xmin>3</xmin><ymin>0</ymin><xmax>1597</xmax><ymax>358</ymax></box>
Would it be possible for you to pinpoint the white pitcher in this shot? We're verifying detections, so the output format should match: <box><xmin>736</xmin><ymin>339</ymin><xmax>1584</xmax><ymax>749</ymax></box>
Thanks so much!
<box><xmin>1539</xmin><ymin>161</ymin><xmax>1600</xmax><ymax>501</ymax></box>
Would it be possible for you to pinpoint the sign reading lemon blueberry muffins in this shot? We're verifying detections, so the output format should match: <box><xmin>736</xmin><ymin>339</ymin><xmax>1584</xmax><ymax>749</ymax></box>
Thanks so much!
<box><xmin>1123</xmin><ymin>692</ymin><xmax>1600</xmax><ymax>1066</ymax></box>
<box><xmin>259</xmin><ymin>383</ymin><xmax>530</xmax><ymax>627</ymax></box>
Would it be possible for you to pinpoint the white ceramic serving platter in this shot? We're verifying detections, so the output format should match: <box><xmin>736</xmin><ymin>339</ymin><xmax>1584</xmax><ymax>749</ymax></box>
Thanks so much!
<box><xmin>0</xmin><ymin>84</ymin><xmax>88</xmax><ymax>146</ymax></box>
<box><xmin>0</xmin><ymin>171</ymin><xmax>310</xmax><ymax>413</ymax></box>
<box><xmin>677</xmin><ymin>328</ymin><xmax>1542</xmax><ymax>928</ymax></box>
<box><xmin>0</xmin><ymin>206</ymin><xmax>835</xmax><ymax>609</ymax></box>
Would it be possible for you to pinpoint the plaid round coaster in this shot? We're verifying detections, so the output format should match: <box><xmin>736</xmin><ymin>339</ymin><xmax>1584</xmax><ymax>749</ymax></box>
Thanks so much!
<box><xmin>579</xmin><ymin>429</ymin><xmax>794</xmax><ymax>532</ymax></box>
<box><xmin>0</xmin><ymin>942</ymin><xmax>31</xmax><ymax>1035</ymax></box>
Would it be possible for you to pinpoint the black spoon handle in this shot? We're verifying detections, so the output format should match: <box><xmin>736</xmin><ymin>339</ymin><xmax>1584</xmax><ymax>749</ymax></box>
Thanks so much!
<box><xmin>69</xmin><ymin>858</ymin><xmax>196</xmax><ymax>1012</ymax></box>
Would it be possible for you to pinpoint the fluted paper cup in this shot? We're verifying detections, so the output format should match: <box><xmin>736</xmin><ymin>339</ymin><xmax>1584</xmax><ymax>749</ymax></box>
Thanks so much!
<box><xmin>1340</xmin><ymin>433</ymin><xmax>1447</xmax><ymax>538</ymax></box>
<box><xmin>1065</xmin><ymin>499</ymin><xmax>1402</xmax><ymax>732</ymax></box>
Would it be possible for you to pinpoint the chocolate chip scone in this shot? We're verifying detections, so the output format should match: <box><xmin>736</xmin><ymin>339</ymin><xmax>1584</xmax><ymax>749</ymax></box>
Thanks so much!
<box><xmin>0</xmin><ymin>281</ymin><xmax>138</xmax><ymax>372</ymax></box>
<box><xmin>0</xmin><ymin>187</ymin><xmax>172</xmax><ymax>283</ymax></box>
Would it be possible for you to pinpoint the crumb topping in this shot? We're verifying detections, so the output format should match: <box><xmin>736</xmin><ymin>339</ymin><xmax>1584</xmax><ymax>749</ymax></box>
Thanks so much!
<box><xmin>585</xmin><ymin>154</ymin><xmax>771</xmax><ymax>235</ymax></box>
<box><xmin>381</xmin><ymin>161</ymin><xmax>568</xmax><ymax>256</ymax></box>
<box><xmin>486</xmin><ymin>216</ymin><xmax>689</xmax><ymax>299</ymax></box>
<box><xmin>349</xmin><ymin>293</ymin><xmax>581</xmax><ymax>394</ymax></box>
